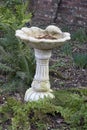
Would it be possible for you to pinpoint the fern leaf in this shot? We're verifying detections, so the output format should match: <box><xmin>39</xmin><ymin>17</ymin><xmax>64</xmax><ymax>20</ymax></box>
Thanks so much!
<box><xmin>0</xmin><ymin>63</ymin><xmax>14</xmax><ymax>72</ymax></box>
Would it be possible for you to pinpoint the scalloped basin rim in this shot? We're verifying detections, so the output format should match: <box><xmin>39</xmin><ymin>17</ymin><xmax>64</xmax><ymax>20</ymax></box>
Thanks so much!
<box><xmin>15</xmin><ymin>25</ymin><xmax>71</xmax><ymax>49</ymax></box>
<box><xmin>29</xmin><ymin>32</ymin><xmax>70</xmax><ymax>43</ymax></box>
<box><xmin>16</xmin><ymin>30</ymin><xmax>70</xmax><ymax>43</ymax></box>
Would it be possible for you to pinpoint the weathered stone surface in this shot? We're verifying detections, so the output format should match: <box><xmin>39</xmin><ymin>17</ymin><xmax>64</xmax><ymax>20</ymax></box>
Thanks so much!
<box><xmin>15</xmin><ymin>25</ymin><xmax>70</xmax><ymax>101</ymax></box>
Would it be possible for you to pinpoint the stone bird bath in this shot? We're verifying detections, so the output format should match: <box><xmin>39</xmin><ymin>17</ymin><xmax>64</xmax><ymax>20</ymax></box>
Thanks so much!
<box><xmin>15</xmin><ymin>25</ymin><xmax>71</xmax><ymax>101</ymax></box>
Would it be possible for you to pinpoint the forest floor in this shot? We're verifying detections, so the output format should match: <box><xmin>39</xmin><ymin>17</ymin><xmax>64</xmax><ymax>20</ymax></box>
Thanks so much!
<box><xmin>50</xmin><ymin>42</ymin><xmax>87</xmax><ymax>90</ymax></box>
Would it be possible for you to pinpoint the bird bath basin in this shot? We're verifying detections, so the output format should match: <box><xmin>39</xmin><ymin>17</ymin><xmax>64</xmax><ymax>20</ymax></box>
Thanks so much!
<box><xmin>15</xmin><ymin>25</ymin><xmax>71</xmax><ymax>101</ymax></box>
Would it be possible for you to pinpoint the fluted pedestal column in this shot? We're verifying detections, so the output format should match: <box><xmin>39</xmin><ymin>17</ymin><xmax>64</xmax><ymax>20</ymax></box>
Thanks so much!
<box><xmin>24</xmin><ymin>49</ymin><xmax>54</xmax><ymax>101</ymax></box>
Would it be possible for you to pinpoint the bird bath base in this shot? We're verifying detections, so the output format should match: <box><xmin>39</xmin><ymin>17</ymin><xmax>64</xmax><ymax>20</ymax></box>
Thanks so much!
<box><xmin>24</xmin><ymin>49</ymin><xmax>54</xmax><ymax>101</ymax></box>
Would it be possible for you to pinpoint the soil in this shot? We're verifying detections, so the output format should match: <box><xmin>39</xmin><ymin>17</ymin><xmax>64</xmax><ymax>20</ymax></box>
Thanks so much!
<box><xmin>50</xmin><ymin>62</ymin><xmax>87</xmax><ymax>91</ymax></box>
<box><xmin>50</xmin><ymin>42</ymin><xmax>87</xmax><ymax>90</ymax></box>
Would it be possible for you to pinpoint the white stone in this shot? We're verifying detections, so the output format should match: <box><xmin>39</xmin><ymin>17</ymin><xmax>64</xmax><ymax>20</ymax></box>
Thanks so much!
<box><xmin>15</xmin><ymin>25</ymin><xmax>71</xmax><ymax>101</ymax></box>
<box><xmin>15</xmin><ymin>25</ymin><xmax>70</xmax><ymax>50</ymax></box>
<box><xmin>24</xmin><ymin>49</ymin><xmax>54</xmax><ymax>101</ymax></box>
